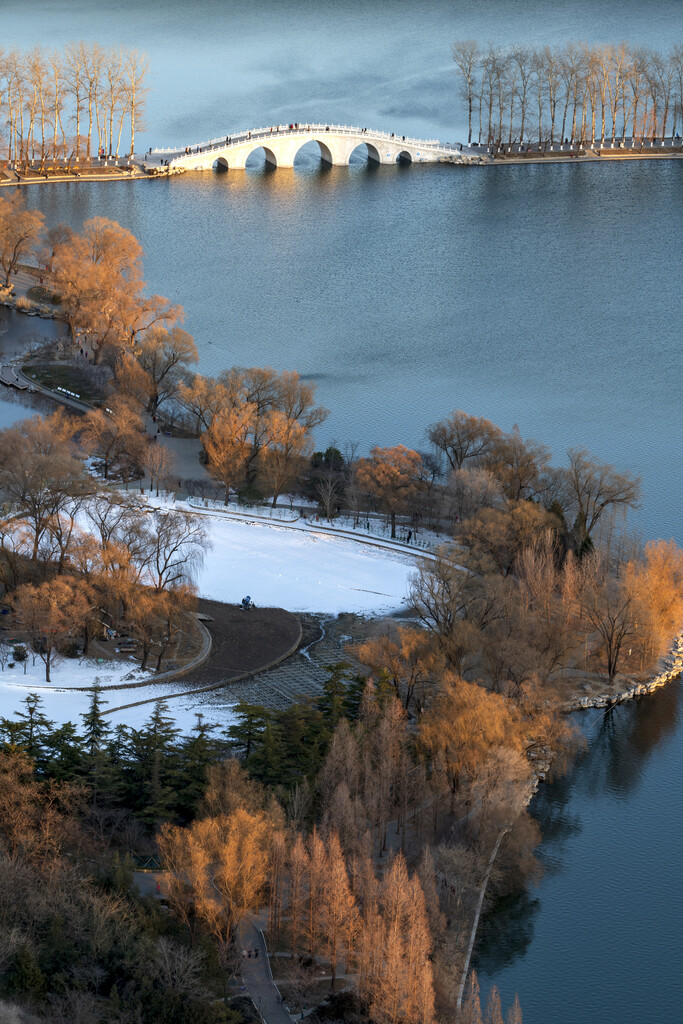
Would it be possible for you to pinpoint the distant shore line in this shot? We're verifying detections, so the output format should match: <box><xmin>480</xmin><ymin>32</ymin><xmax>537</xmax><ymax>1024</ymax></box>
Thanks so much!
<box><xmin>478</xmin><ymin>150</ymin><xmax>683</xmax><ymax>167</ymax></box>
<box><xmin>2</xmin><ymin>145</ymin><xmax>683</xmax><ymax>188</ymax></box>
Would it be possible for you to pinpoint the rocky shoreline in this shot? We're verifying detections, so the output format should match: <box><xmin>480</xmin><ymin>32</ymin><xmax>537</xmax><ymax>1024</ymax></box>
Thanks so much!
<box><xmin>566</xmin><ymin>633</ymin><xmax>683</xmax><ymax>711</ymax></box>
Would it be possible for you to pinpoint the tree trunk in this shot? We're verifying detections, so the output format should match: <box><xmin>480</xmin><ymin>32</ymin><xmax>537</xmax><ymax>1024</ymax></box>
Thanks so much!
<box><xmin>456</xmin><ymin>827</ymin><xmax>510</xmax><ymax>1022</ymax></box>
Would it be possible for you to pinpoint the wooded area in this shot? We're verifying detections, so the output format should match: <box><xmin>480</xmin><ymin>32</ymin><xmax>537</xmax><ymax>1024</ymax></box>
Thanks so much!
<box><xmin>452</xmin><ymin>40</ymin><xmax>683</xmax><ymax>145</ymax></box>
<box><xmin>0</xmin><ymin>43</ymin><xmax>148</xmax><ymax>165</ymax></box>
<box><xmin>1</xmin><ymin>209</ymin><xmax>681</xmax><ymax>1024</ymax></box>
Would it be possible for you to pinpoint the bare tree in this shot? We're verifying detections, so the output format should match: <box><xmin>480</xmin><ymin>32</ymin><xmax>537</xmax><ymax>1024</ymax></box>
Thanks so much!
<box><xmin>123</xmin><ymin>49</ymin><xmax>149</xmax><ymax>156</ymax></box>
<box><xmin>452</xmin><ymin>41</ymin><xmax>481</xmax><ymax>144</ymax></box>
<box><xmin>565</xmin><ymin>447</ymin><xmax>640</xmax><ymax>550</ymax></box>
<box><xmin>0</xmin><ymin>192</ymin><xmax>44</xmax><ymax>287</ymax></box>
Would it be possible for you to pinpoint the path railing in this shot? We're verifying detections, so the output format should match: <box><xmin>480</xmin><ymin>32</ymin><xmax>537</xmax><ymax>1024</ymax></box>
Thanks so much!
<box><xmin>150</xmin><ymin>122</ymin><xmax>458</xmax><ymax>157</ymax></box>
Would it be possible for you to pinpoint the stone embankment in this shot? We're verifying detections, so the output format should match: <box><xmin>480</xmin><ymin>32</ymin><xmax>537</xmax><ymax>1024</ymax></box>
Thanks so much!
<box><xmin>567</xmin><ymin>633</ymin><xmax>683</xmax><ymax>711</ymax></box>
<box><xmin>528</xmin><ymin>634</ymin><xmax>683</xmax><ymax>785</ymax></box>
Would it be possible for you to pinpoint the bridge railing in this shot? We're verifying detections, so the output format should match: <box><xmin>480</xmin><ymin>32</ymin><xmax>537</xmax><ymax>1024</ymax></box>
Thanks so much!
<box><xmin>149</xmin><ymin>123</ymin><xmax>457</xmax><ymax>158</ymax></box>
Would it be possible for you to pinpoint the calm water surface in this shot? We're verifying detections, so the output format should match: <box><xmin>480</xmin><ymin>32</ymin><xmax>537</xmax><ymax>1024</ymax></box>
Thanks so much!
<box><xmin>5</xmin><ymin>3</ymin><xmax>683</xmax><ymax>1021</ymax></box>
<box><xmin>25</xmin><ymin>158</ymin><xmax>683</xmax><ymax>546</ymax></box>
<box><xmin>477</xmin><ymin>684</ymin><xmax>683</xmax><ymax>1023</ymax></box>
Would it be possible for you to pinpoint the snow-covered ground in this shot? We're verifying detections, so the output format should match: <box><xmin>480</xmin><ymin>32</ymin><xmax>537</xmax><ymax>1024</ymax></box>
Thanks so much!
<box><xmin>188</xmin><ymin>496</ymin><xmax>440</xmax><ymax>551</ymax></box>
<box><xmin>0</xmin><ymin>647</ymin><xmax>238</xmax><ymax>733</ymax></box>
<box><xmin>192</xmin><ymin>509</ymin><xmax>415</xmax><ymax>615</ymax></box>
<box><xmin>0</xmin><ymin>493</ymin><xmax>418</xmax><ymax>732</ymax></box>
<box><xmin>0</xmin><ymin>676</ymin><xmax>239</xmax><ymax>733</ymax></box>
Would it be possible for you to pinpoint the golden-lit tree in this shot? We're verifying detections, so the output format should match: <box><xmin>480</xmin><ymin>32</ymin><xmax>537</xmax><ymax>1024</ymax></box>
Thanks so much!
<box><xmin>136</xmin><ymin>326</ymin><xmax>198</xmax><ymax>414</ymax></box>
<box><xmin>419</xmin><ymin>676</ymin><xmax>525</xmax><ymax>808</ymax></box>
<box><xmin>359</xmin><ymin>853</ymin><xmax>435</xmax><ymax>1024</ymax></box>
<box><xmin>0</xmin><ymin>192</ymin><xmax>45</xmax><ymax>287</ymax></box>
<box><xmin>80</xmin><ymin>397</ymin><xmax>145</xmax><ymax>479</ymax></box>
<box><xmin>260</xmin><ymin>410</ymin><xmax>311</xmax><ymax>507</ymax></box>
<box><xmin>15</xmin><ymin>576</ymin><xmax>93</xmax><ymax>681</ymax></box>
<box><xmin>355</xmin><ymin>625</ymin><xmax>445</xmax><ymax>713</ymax></box>
<box><xmin>202</xmin><ymin>405</ymin><xmax>254</xmax><ymax>504</ymax></box>
<box><xmin>356</xmin><ymin>445</ymin><xmax>423</xmax><ymax>538</ymax></box>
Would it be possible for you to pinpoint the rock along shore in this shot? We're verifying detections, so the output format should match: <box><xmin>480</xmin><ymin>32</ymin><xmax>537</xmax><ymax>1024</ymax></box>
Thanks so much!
<box><xmin>565</xmin><ymin>633</ymin><xmax>683</xmax><ymax>712</ymax></box>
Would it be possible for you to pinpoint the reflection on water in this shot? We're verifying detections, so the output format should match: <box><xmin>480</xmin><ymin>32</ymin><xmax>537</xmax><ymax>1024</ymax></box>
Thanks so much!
<box><xmin>5</xmin><ymin>4</ymin><xmax>683</xmax><ymax>1018</ymax></box>
<box><xmin>0</xmin><ymin>308</ymin><xmax>67</xmax><ymax>359</ymax></box>
<box><xmin>587</xmin><ymin>682</ymin><xmax>682</xmax><ymax>798</ymax></box>
<box><xmin>476</xmin><ymin>680</ymin><xmax>683</xmax><ymax>1024</ymax></box>
<box><xmin>23</xmin><ymin>158</ymin><xmax>683</xmax><ymax>547</ymax></box>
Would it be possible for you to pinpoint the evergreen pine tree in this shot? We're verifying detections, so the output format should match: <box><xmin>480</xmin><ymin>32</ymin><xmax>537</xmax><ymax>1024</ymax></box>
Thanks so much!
<box><xmin>248</xmin><ymin>719</ymin><xmax>284</xmax><ymax>786</ymax></box>
<box><xmin>127</xmin><ymin>700</ymin><xmax>181</xmax><ymax>824</ymax></box>
<box><xmin>80</xmin><ymin>685</ymin><xmax>120</xmax><ymax>804</ymax></box>
<box><xmin>319</xmin><ymin>662</ymin><xmax>351</xmax><ymax>732</ymax></box>
<box><xmin>80</xmin><ymin>684</ymin><xmax>111</xmax><ymax>757</ymax></box>
<box><xmin>175</xmin><ymin>713</ymin><xmax>222</xmax><ymax>819</ymax></box>
<box><xmin>225</xmin><ymin>701</ymin><xmax>270</xmax><ymax>759</ymax></box>
<box><xmin>343</xmin><ymin>671</ymin><xmax>368</xmax><ymax>721</ymax></box>
<box><xmin>14</xmin><ymin>693</ymin><xmax>54</xmax><ymax>769</ymax></box>
<box><xmin>276</xmin><ymin>700</ymin><xmax>326</xmax><ymax>784</ymax></box>
<box><xmin>43</xmin><ymin>720</ymin><xmax>84</xmax><ymax>781</ymax></box>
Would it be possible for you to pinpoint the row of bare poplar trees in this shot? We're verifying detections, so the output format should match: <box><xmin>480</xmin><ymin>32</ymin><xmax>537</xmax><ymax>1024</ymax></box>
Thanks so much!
<box><xmin>452</xmin><ymin>40</ymin><xmax>683</xmax><ymax>146</ymax></box>
<box><xmin>0</xmin><ymin>42</ymin><xmax>148</xmax><ymax>165</ymax></box>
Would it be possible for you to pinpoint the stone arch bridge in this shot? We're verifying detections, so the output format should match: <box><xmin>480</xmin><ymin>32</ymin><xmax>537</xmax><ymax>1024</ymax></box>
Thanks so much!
<box><xmin>147</xmin><ymin>122</ymin><xmax>469</xmax><ymax>171</ymax></box>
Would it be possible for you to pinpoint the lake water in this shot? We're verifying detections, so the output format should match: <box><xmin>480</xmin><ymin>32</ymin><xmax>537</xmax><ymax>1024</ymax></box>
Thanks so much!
<box><xmin>477</xmin><ymin>684</ymin><xmax>683</xmax><ymax>1024</ymax></box>
<box><xmin>5</xmin><ymin>2</ymin><xmax>683</xmax><ymax>1021</ymax></box>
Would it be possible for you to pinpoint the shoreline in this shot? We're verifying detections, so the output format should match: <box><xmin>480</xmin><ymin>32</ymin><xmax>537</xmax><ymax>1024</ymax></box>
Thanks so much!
<box><xmin>478</xmin><ymin>151</ymin><xmax>683</xmax><ymax>167</ymax></box>
<box><xmin>1</xmin><ymin>147</ymin><xmax>681</xmax><ymax>190</ymax></box>
<box><xmin>565</xmin><ymin>632</ymin><xmax>683</xmax><ymax>712</ymax></box>
<box><xmin>0</xmin><ymin>169</ymin><xmax>150</xmax><ymax>188</ymax></box>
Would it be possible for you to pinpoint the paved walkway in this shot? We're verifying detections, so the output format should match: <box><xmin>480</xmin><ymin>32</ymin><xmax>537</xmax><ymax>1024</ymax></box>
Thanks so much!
<box><xmin>237</xmin><ymin>918</ymin><xmax>293</xmax><ymax>1024</ymax></box>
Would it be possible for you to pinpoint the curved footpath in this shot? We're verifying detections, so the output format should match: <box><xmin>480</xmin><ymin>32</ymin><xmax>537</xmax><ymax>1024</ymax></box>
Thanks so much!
<box><xmin>184</xmin><ymin>497</ymin><xmax>435</xmax><ymax>560</ymax></box>
<box><xmin>101</xmin><ymin>611</ymin><xmax>303</xmax><ymax>718</ymax></box>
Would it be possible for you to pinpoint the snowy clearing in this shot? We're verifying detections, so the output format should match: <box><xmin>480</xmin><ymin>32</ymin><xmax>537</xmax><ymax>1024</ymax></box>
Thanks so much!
<box><xmin>0</xmin><ymin>674</ymin><xmax>238</xmax><ymax>733</ymax></box>
<box><xmin>193</xmin><ymin>511</ymin><xmax>415</xmax><ymax>614</ymax></box>
<box><xmin>0</xmin><ymin>648</ymin><xmax>238</xmax><ymax>733</ymax></box>
<box><xmin>0</xmin><ymin>493</ymin><xmax>417</xmax><ymax>731</ymax></box>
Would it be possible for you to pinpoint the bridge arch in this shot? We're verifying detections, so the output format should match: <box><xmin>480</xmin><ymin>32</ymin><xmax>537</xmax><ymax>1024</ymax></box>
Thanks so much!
<box><xmin>244</xmin><ymin>144</ymin><xmax>279</xmax><ymax>169</ymax></box>
<box><xmin>291</xmin><ymin>138</ymin><xmax>335</xmax><ymax>167</ymax></box>
<box><xmin>348</xmin><ymin>141</ymin><xmax>382</xmax><ymax>165</ymax></box>
<box><xmin>396</xmin><ymin>150</ymin><xmax>412</xmax><ymax>164</ymax></box>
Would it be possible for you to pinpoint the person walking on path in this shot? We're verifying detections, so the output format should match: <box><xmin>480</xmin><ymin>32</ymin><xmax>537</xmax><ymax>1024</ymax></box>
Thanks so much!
<box><xmin>236</xmin><ymin>918</ymin><xmax>291</xmax><ymax>1024</ymax></box>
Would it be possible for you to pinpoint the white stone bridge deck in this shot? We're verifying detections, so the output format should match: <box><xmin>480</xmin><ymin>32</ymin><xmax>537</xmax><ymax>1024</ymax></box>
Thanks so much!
<box><xmin>147</xmin><ymin>122</ymin><xmax>469</xmax><ymax>170</ymax></box>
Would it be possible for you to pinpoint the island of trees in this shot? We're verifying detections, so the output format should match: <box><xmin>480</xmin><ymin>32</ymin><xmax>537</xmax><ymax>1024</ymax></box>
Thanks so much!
<box><xmin>0</xmin><ymin>42</ymin><xmax>148</xmax><ymax>169</ymax></box>
<box><xmin>452</xmin><ymin>40</ymin><xmax>683</xmax><ymax>146</ymax></box>
<box><xmin>0</xmin><ymin>210</ymin><xmax>682</xmax><ymax>1024</ymax></box>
